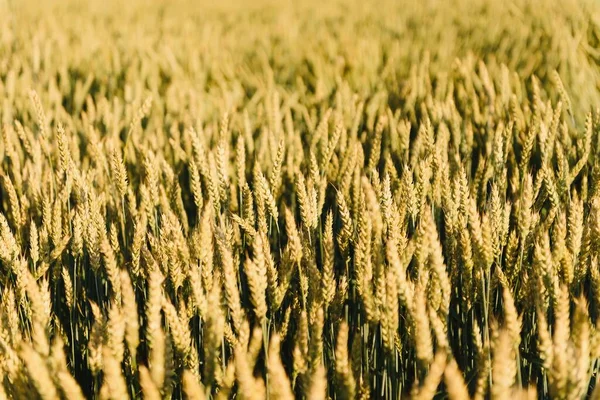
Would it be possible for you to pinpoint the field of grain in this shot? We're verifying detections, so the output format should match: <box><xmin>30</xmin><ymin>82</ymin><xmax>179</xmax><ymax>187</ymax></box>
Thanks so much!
<box><xmin>1</xmin><ymin>0</ymin><xmax>600</xmax><ymax>398</ymax></box>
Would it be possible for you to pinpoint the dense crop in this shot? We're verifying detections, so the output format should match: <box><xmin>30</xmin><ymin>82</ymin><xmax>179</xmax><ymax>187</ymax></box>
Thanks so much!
<box><xmin>2</xmin><ymin>0</ymin><xmax>600</xmax><ymax>398</ymax></box>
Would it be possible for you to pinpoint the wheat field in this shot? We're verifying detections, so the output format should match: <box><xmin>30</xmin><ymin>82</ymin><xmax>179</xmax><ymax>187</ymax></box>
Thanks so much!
<box><xmin>1</xmin><ymin>0</ymin><xmax>600</xmax><ymax>398</ymax></box>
